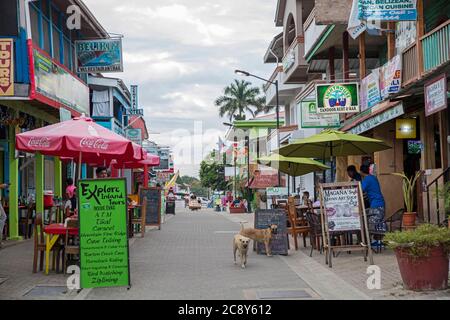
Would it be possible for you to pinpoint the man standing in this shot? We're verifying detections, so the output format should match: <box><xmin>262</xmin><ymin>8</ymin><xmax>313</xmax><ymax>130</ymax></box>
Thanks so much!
<box><xmin>360</xmin><ymin>164</ymin><xmax>386</xmax><ymax>232</ymax></box>
<box><xmin>95</xmin><ymin>167</ymin><xmax>109</xmax><ymax>179</ymax></box>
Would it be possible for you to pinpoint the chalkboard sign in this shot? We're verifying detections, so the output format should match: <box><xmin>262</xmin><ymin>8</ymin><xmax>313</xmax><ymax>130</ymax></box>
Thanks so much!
<box><xmin>78</xmin><ymin>178</ymin><xmax>131</xmax><ymax>289</ymax></box>
<box><xmin>254</xmin><ymin>209</ymin><xmax>288</xmax><ymax>256</ymax></box>
<box><xmin>139</xmin><ymin>187</ymin><xmax>161</xmax><ymax>229</ymax></box>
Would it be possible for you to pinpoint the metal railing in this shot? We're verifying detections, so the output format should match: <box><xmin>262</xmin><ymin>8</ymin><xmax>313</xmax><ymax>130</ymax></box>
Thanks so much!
<box><xmin>426</xmin><ymin>167</ymin><xmax>450</xmax><ymax>225</ymax></box>
<box><xmin>421</xmin><ymin>20</ymin><xmax>450</xmax><ymax>73</ymax></box>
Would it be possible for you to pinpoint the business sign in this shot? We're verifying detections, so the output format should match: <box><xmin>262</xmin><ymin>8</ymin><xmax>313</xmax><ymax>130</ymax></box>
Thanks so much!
<box><xmin>380</xmin><ymin>55</ymin><xmax>402</xmax><ymax>99</ymax></box>
<box><xmin>396</xmin><ymin>118</ymin><xmax>417</xmax><ymax>139</ymax></box>
<box><xmin>78</xmin><ymin>179</ymin><xmax>130</xmax><ymax>289</ymax></box>
<box><xmin>75</xmin><ymin>39</ymin><xmax>123</xmax><ymax>73</ymax></box>
<box><xmin>425</xmin><ymin>74</ymin><xmax>448</xmax><ymax>117</ymax></box>
<box><xmin>33</xmin><ymin>47</ymin><xmax>89</xmax><ymax>115</ymax></box>
<box><xmin>322</xmin><ymin>184</ymin><xmax>361</xmax><ymax>231</ymax></box>
<box><xmin>126</xmin><ymin>128</ymin><xmax>142</xmax><ymax>146</ymax></box>
<box><xmin>360</xmin><ymin>69</ymin><xmax>381</xmax><ymax>111</ymax></box>
<box><xmin>126</xmin><ymin>109</ymin><xmax>144</xmax><ymax>116</ymax></box>
<box><xmin>300</xmin><ymin>100</ymin><xmax>340</xmax><ymax>128</ymax></box>
<box><xmin>0</xmin><ymin>39</ymin><xmax>14</xmax><ymax>96</ymax></box>
<box><xmin>350</xmin><ymin>103</ymin><xmax>404</xmax><ymax>135</ymax></box>
<box><xmin>316</xmin><ymin>83</ymin><xmax>359</xmax><ymax>114</ymax></box>
<box><xmin>130</xmin><ymin>85</ymin><xmax>138</xmax><ymax>110</ymax></box>
<box><xmin>358</xmin><ymin>0</ymin><xmax>417</xmax><ymax>21</ymax></box>
<box><xmin>395</xmin><ymin>21</ymin><xmax>416</xmax><ymax>55</ymax></box>
<box><xmin>266</xmin><ymin>187</ymin><xmax>288</xmax><ymax>197</ymax></box>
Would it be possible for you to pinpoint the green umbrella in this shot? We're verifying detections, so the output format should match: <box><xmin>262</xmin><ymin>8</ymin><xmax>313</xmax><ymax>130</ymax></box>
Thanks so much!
<box><xmin>278</xmin><ymin>129</ymin><xmax>391</xmax><ymax>159</ymax></box>
<box><xmin>258</xmin><ymin>154</ymin><xmax>330</xmax><ymax>176</ymax></box>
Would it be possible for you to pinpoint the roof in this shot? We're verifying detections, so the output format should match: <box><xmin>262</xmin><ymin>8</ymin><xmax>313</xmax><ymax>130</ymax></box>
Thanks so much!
<box><xmin>264</xmin><ymin>33</ymin><xmax>284</xmax><ymax>63</ymax></box>
<box><xmin>275</xmin><ymin>0</ymin><xmax>287</xmax><ymax>27</ymax></box>
<box><xmin>130</xmin><ymin>116</ymin><xmax>149</xmax><ymax>140</ymax></box>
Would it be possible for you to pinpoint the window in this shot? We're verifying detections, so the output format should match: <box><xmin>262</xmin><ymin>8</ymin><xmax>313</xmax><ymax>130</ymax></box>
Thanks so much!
<box><xmin>64</xmin><ymin>39</ymin><xmax>71</xmax><ymax>69</ymax></box>
<box><xmin>30</xmin><ymin>6</ymin><xmax>40</xmax><ymax>47</ymax></box>
<box><xmin>53</xmin><ymin>25</ymin><xmax>61</xmax><ymax>62</ymax></box>
<box><xmin>42</xmin><ymin>18</ymin><xmax>51</xmax><ymax>55</ymax></box>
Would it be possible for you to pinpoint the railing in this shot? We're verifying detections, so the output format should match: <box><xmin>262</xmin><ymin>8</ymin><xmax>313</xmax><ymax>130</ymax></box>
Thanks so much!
<box><xmin>401</xmin><ymin>42</ymin><xmax>419</xmax><ymax>87</ymax></box>
<box><xmin>421</xmin><ymin>20</ymin><xmax>450</xmax><ymax>73</ymax></box>
<box><xmin>426</xmin><ymin>167</ymin><xmax>450</xmax><ymax>226</ymax></box>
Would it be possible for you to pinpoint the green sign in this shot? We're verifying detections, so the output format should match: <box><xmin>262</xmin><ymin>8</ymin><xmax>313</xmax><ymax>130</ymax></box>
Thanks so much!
<box><xmin>316</xmin><ymin>83</ymin><xmax>359</xmax><ymax>114</ymax></box>
<box><xmin>78</xmin><ymin>178</ymin><xmax>130</xmax><ymax>289</ymax></box>
<box><xmin>300</xmin><ymin>100</ymin><xmax>340</xmax><ymax>128</ymax></box>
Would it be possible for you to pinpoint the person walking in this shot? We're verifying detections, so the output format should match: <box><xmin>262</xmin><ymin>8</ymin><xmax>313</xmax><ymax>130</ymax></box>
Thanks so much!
<box><xmin>0</xmin><ymin>183</ymin><xmax>9</xmax><ymax>248</ymax></box>
<box><xmin>360</xmin><ymin>164</ymin><xmax>386</xmax><ymax>233</ymax></box>
<box><xmin>65</xmin><ymin>178</ymin><xmax>77</xmax><ymax>211</ymax></box>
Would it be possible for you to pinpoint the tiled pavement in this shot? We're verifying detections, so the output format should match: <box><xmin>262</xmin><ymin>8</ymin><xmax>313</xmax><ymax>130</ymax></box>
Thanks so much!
<box><xmin>0</xmin><ymin>206</ymin><xmax>449</xmax><ymax>300</ymax></box>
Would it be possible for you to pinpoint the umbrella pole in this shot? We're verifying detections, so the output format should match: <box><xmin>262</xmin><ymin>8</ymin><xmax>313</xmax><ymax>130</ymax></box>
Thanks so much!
<box><xmin>78</xmin><ymin>152</ymin><xmax>82</xmax><ymax>180</ymax></box>
<box><xmin>287</xmin><ymin>175</ymin><xmax>290</xmax><ymax>196</ymax></box>
<box><xmin>293</xmin><ymin>176</ymin><xmax>296</xmax><ymax>195</ymax></box>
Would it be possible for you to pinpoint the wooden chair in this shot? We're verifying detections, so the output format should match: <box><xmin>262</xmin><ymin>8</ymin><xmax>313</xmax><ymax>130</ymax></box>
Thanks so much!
<box><xmin>33</xmin><ymin>214</ymin><xmax>62</xmax><ymax>273</ymax></box>
<box><xmin>305</xmin><ymin>212</ymin><xmax>323</xmax><ymax>257</ymax></box>
<box><xmin>63</xmin><ymin>219</ymin><xmax>79</xmax><ymax>274</ymax></box>
<box><xmin>19</xmin><ymin>204</ymin><xmax>35</xmax><ymax>239</ymax></box>
<box><xmin>131</xmin><ymin>197</ymin><xmax>147</xmax><ymax>238</ymax></box>
<box><xmin>286</xmin><ymin>197</ymin><xmax>310</xmax><ymax>250</ymax></box>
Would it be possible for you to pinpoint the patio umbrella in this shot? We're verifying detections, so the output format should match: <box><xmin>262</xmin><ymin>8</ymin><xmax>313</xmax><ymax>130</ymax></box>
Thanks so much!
<box><xmin>278</xmin><ymin>129</ymin><xmax>391</xmax><ymax>181</ymax></box>
<box><xmin>16</xmin><ymin>115</ymin><xmax>144</xmax><ymax>178</ymax></box>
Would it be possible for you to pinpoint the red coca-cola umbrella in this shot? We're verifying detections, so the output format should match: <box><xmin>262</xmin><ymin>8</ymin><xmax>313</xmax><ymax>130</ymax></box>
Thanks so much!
<box><xmin>16</xmin><ymin>115</ymin><xmax>144</xmax><ymax>178</ymax></box>
<box><xmin>111</xmin><ymin>154</ymin><xmax>160</xmax><ymax>187</ymax></box>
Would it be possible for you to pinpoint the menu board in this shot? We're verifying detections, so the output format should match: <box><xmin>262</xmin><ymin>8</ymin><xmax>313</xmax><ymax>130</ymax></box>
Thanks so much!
<box><xmin>254</xmin><ymin>209</ymin><xmax>288</xmax><ymax>256</ymax></box>
<box><xmin>139</xmin><ymin>187</ymin><xmax>161</xmax><ymax>228</ymax></box>
<box><xmin>78</xmin><ymin>179</ymin><xmax>130</xmax><ymax>289</ymax></box>
<box><xmin>321</xmin><ymin>184</ymin><xmax>361</xmax><ymax>232</ymax></box>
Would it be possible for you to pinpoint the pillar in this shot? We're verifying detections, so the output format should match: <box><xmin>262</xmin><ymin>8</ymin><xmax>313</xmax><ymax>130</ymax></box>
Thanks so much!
<box><xmin>342</xmin><ymin>31</ymin><xmax>349</xmax><ymax>81</ymax></box>
<box><xmin>416</xmin><ymin>0</ymin><xmax>424</xmax><ymax>75</ymax></box>
<box><xmin>359</xmin><ymin>32</ymin><xmax>366</xmax><ymax>79</ymax></box>
<box><xmin>329</xmin><ymin>47</ymin><xmax>335</xmax><ymax>82</ymax></box>
<box><xmin>387</xmin><ymin>22</ymin><xmax>396</xmax><ymax>60</ymax></box>
<box><xmin>35</xmin><ymin>152</ymin><xmax>44</xmax><ymax>214</ymax></box>
<box><xmin>143</xmin><ymin>165</ymin><xmax>149</xmax><ymax>187</ymax></box>
<box><xmin>54</xmin><ymin>157</ymin><xmax>62</xmax><ymax>198</ymax></box>
<box><xmin>8</xmin><ymin>124</ymin><xmax>20</xmax><ymax>240</ymax></box>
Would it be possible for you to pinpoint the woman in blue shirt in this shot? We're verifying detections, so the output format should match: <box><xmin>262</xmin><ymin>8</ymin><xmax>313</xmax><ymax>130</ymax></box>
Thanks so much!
<box><xmin>360</xmin><ymin>165</ymin><xmax>386</xmax><ymax>232</ymax></box>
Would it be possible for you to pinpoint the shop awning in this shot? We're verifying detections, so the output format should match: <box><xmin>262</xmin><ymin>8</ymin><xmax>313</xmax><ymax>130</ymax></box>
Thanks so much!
<box><xmin>246</xmin><ymin>174</ymin><xmax>285</xmax><ymax>189</ymax></box>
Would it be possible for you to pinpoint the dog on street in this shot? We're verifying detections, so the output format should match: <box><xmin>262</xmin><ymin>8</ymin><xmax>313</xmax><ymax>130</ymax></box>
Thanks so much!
<box><xmin>233</xmin><ymin>234</ymin><xmax>250</xmax><ymax>268</ymax></box>
<box><xmin>239</xmin><ymin>222</ymin><xmax>277</xmax><ymax>257</ymax></box>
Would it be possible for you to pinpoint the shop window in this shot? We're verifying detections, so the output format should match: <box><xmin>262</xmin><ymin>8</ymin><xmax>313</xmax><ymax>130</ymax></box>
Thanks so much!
<box><xmin>52</xmin><ymin>25</ymin><xmax>61</xmax><ymax>62</ymax></box>
<box><xmin>30</xmin><ymin>7</ymin><xmax>40</xmax><ymax>47</ymax></box>
<box><xmin>42</xmin><ymin>18</ymin><xmax>51</xmax><ymax>55</ymax></box>
<box><xmin>63</xmin><ymin>39</ymin><xmax>71</xmax><ymax>69</ymax></box>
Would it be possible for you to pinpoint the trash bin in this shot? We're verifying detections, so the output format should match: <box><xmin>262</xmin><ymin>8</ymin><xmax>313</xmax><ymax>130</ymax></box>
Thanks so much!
<box><xmin>166</xmin><ymin>200</ymin><xmax>175</xmax><ymax>215</ymax></box>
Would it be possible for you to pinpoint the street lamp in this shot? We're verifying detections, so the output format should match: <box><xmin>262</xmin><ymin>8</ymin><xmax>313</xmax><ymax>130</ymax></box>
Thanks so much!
<box><xmin>234</xmin><ymin>69</ymin><xmax>281</xmax><ymax>186</ymax></box>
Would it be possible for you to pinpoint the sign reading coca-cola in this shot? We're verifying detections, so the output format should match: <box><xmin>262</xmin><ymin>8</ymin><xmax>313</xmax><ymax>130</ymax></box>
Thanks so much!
<box><xmin>79</xmin><ymin>138</ymin><xmax>109</xmax><ymax>150</ymax></box>
<box><xmin>27</xmin><ymin>137</ymin><xmax>51</xmax><ymax>148</ymax></box>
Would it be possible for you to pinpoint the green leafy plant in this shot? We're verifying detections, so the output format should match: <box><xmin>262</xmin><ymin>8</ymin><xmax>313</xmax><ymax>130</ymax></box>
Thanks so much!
<box><xmin>384</xmin><ymin>224</ymin><xmax>450</xmax><ymax>257</ymax></box>
<box><xmin>436</xmin><ymin>181</ymin><xmax>450</xmax><ymax>219</ymax></box>
<box><xmin>392</xmin><ymin>171</ymin><xmax>422</xmax><ymax>213</ymax></box>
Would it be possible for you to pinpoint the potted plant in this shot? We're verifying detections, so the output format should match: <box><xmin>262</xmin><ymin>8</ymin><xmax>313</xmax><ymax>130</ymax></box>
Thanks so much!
<box><xmin>392</xmin><ymin>171</ymin><xmax>422</xmax><ymax>228</ymax></box>
<box><xmin>436</xmin><ymin>181</ymin><xmax>450</xmax><ymax>229</ymax></box>
<box><xmin>384</xmin><ymin>224</ymin><xmax>450</xmax><ymax>291</ymax></box>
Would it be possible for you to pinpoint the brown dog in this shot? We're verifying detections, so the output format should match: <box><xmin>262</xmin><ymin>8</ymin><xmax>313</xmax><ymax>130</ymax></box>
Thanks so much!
<box><xmin>239</xmin><ymin>222</ymin><xmax>278</xmax><ymax>256</ymax></box>
<box><xmin>233</xmin><ymin>234</ymin><xmax>250</xmax><ymax>268</ymax></box>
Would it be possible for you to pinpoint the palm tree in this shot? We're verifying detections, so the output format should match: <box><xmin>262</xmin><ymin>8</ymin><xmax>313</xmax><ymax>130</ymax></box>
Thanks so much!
<box><xmin>215</xmin><ymin>80</ymin><xmax>265</xmax><ymax>121</ymax></box>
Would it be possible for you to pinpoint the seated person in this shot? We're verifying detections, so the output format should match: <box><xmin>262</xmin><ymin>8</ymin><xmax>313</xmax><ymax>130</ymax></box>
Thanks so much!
<box><xmin>232</xmin><ymin>197</ymin><xmax>241</xmax><ymax>208</ymax></box>
<box><xmin>302</xmin><ymin>191</ymin><xmax>314</xmax><ymax>212</ymax></box>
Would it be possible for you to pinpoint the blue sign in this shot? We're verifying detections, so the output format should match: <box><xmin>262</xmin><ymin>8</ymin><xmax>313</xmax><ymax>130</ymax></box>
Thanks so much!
<box><xmin>358</xmin><ymin>0</ymin><xmax>417</xmax><ymax>21</ymax></box>
<box><xmin>75</xmin><ymin>39</ymin><xmax>123</xmax><ymax>73</ymax></box>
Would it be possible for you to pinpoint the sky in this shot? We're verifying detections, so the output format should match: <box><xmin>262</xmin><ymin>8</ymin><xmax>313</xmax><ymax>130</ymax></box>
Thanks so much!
<box><xmin>83</xmin><ymin>0</ymin><xmax>279</xmax><ymax>177</ymax></box>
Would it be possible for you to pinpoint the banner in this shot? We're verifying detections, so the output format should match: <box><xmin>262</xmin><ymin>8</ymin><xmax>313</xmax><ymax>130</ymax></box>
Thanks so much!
<box><xmin>360</xmin><ymin>69</ymin><xmax>381</xmax><ymax>111</ymax></box>
<box><xmin>348</xmin><ymin>0</ymin><xmax>367</xmax><ymax>39</ymax></box>
<box><xmin>358</xmin><ymin>0</ymin><xmax>417</xmax><ymax>21</ymax></box>
<box><xmin>33</xmin><ymin>46</ymin><xmax>89</xmax><ymax>115</ymax></box>
<box><xmin>300</xmin><ymin>100</ymin><xmax>340</xmax><ymax>128</ymax></box>
<box><xmin>0</xmin><ymin>38</ymin><xmax>14</xmax><ymax>96</ymax></box>
<box><xmin>78</xmin><ymin>179</ymin><xmax>130</xmax><ymax>289</ymax></box>
<box><xmin>75</xmin><ymin>39</ymin><xmax>123</xmax><ymax>73</ymax></box>
<box><xmin>425</xmin><ymin>74</ymin><xmax>448</xmax><ymax>117</ymax></box>
<box><xmin>316</xmin><ymin>83</ymin><xmax>360</xmax><ymax>114</ymax></box>
<box><xmin>380</xmin><ymin>55</ymin><xmax>402</xmax><ymax>99</ymax></box>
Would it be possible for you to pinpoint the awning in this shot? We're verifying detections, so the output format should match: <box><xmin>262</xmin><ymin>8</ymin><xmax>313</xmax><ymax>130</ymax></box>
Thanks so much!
<box><xmin>246</xmin><ymin>174</ymin><xmax>286</xmax><ymax>189</ymax></box>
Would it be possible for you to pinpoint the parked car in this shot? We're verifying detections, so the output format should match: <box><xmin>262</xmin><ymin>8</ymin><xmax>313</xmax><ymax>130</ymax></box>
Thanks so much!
<box><xmin>198</xmin><ymin>197</ymin><xmax>210</xmax><ymax>207</ymax></box>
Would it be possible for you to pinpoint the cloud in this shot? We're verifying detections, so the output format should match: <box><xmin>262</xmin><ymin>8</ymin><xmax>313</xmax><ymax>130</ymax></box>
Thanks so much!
<box><xmin>83</xmin><ymin>0</ymin><xmax>279</xmax><ymax>176</ymax></box>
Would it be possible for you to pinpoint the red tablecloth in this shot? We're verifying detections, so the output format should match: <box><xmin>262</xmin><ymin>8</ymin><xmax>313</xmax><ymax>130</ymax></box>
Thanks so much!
<box><xmin>44</xmin><ymin>224</ymin><xmax>78</xmax><ymax>236</ymax></box>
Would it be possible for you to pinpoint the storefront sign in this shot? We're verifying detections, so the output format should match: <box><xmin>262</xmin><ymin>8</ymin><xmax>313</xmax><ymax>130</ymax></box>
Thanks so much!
<box><xmin>0</xmin><ymin>39</ymin><xmax>14</xmax><ymax>96</ymax></box>
<box><xmin>358</xmin><ymin>0</ymin><xmax>417</xmax><ymax>21</ymax></box>
<box><xmin>360</xmin><ymin>69</ymin><xmax>381</xmax><ymax>111</ymax></box>
<box><xmin>130</xmin><ymin>85</ymin><xmax>138</xmax><ymax>110</ymax></box>
<box><xmin>350</xmin><ymin>103</ymin><xmax>404</xmax><ymax>135</ymax></box>
<box><xmin>321</xmin><ymin>184</ymin><xmax>361</xmax><ymax>231</ymax></box>
<box><xmin>126</xmin><ymin>128</ymin><xmax>142</xmax><ymax>146</ymax></box>
<box><xmin>380</xmin><ymin>55</ymin><xmax>402</xmax><ymax>99</ymax></box>
<box><xmin>33</xmin><ymin>47</ymin><xmax>89</xmax><ymax>115</ymax></box>
<box><xmin>126</xmin><ymin>108</ymin><xmax>144</xmax><ymax>116</ymax></box>
<box><xmin>75</xmin><ymin>39</ymin><xmax>123</xmax><ymax>73</ymax></box>
<box><xmin>300</xmin><ymin>100</ymin><xmax>340</xmax><ymax>128</ymax></box>
<box><xmin>78</xmin><ymin>178</ymin><xmax>130</xmax><ymax>289</ymax></box>
<box><xmin>425</xmin><ymin>74</ymin><xmax>447</xmax><ymax>117</ymax></box>
<box><xmin>266</xmin><ymin>187</ymin><xmax>288</xmax><ymax>197</ymax></box>
<box><xmin>396</xmin><ymin>118</ymin><xmax>417</xmax><ymax>139</ymax></box>
<box><xmin>395</xmin><ymin>21</ymin><xmax>416</xmax><ymax>55</ymax></box>
<box><xmin>316</xmin><ymin>83</ymin><xmax>360</xmax><ymax>114</ymax></box>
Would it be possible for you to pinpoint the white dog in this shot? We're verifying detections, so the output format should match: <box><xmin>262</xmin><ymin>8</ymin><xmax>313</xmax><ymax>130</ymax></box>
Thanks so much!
<box><xmin>233</xmin><ymin>234</ymin><xmax>250</xmax><ymax>269</ymax></box>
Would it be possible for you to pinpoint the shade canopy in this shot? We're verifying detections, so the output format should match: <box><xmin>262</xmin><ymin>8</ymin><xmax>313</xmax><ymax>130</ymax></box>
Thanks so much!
<box><xmin>16</xmin><ymin>115</ymin><xmax>144</xmax><ymax>164</ymax></box>
<box><xmin>258</xmin><ymin>154</ymin><xmax>330</xmax><ymax>177</ymax></box>
<box><xmin>278</xmin><ymin>129</ymin><xmax>391</xmax><ymax>158</ymax></box>
<box><xmin>112</xmin><ymin>154</ymin><xmax>160</xmax><ymax>169</ymax></box>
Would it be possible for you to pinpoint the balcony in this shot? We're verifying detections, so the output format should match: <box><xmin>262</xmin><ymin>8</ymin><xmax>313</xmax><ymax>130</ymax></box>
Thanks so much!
<box><xmin>264</xmin><ymin>66</ymin><xmax>303</xmax><ymax>106</ymax></box>
<box><xmin>401</xmin><ymin>43</ymin><xmax>419</xmax><ymax>87</ymax></box>
<box><xmin>421</xmin><ymin>20</ymin><xmax>450</xmax><ymax>74</ymax></box>
<box><xmin>281</xmin><ymin>36</ymin><xmax>309</xmax><ymax>84</ymax></box>
<box><xmin>304</xmin><ymin>8</ymin><xmax>328</xmax><ymax>59</ymax></box>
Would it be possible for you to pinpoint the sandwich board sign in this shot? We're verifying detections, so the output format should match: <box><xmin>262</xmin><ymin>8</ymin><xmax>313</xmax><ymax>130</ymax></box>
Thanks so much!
<box><xmin>139</xmin><ymin>187</ymin><xmax>162</xmax><ymax>229</ymax></box>
<box><xmin>78</xmin><ymin>178</ymin><xmax>131</xmax><ymax>289</ymax></box>
<box><xmin>319</xmin><ymin>181</ymin><xmax>373</xmax><ymax>267</ymax></box>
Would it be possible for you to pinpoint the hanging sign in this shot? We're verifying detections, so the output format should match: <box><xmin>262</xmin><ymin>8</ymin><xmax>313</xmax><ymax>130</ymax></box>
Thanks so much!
<box><xmin>300</xmin><ymin>100</ymin><xmax>340</xmax><ymax>128</ymax></box>
<box><xmin>380</xmin><ymin>55</ymin><xmax>402</xmax><ymax>99</ymax></box>
<box><xmin>126</xmin><ymin>128</ymin><xmax>142</xmax><ymax>146</ymax></box>
<box><xmin>75</xmin><ymin>39</ymin><xmax>124</xmax><ymax>73</ymax></box>
<box><xmin>316</xmin><ymin>83</ymin><xmax>360</xmax><ymax>114</ymax></box>
<box><xmin>396</xmin><ymin>118</ymin><xmax>417</xmax><ymax>139</ymax></box>
<box><xmin>358</xmin><ymin>0</ymin><xmax>417</xmax><ymax>21</ymax></box>
<box><xmin>360</xmin><ymin>69</ymin><xmax>381</xmax><ymax>111</ymax></box>
<box><xmin>425</xmin><ymin>73</ymin><xmax>448</xmax><ymax>117</ymax></box>
<box><xmin>78</xmin><ymin>178</ymin><xmax>131</xmax><ymax>289</ymax></box>
<box><xmin>130</xmin><ymin>85</ymin><xmax>138</xmax><ymax>110</ymax></box>
<box><xmin>0</xmin><ymin>38</ymin><xmax>14</xmax><ymax>96</ymax></box>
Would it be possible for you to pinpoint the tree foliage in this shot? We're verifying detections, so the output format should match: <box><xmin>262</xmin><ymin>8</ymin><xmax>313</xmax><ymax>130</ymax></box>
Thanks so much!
<box><xmin>199</xmin><ymin>151</ymin><xmax>227</xmax><ymax>192</ymax></box>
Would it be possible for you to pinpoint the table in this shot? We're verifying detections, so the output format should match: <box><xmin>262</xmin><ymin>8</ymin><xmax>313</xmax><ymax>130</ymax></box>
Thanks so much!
<box><xmin>43</xmin><ymin>224</ymin><xmax>78</xmax><ymax>275</ymax></box>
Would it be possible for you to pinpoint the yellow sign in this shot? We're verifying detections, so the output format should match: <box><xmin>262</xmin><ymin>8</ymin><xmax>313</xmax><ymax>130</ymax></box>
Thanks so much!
<box><xmin>0</xmin><ymin>39</ymin><xmax>14</xmax><ymax>96</ymax></box>
<box><xmin>396</xmin><ymin>119</ymin><xmax>416</xmax><ymax>139</ymax></box>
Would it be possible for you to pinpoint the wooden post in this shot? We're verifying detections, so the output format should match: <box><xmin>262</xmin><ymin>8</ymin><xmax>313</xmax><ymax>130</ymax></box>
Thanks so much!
<box><xmin>416</xmin><ymin>0</ymin><xmax>424</xmax><ymax>75</ymax></box>
<box><xmin>36</xmin><ymin>152</ymin><xmax>44</xmax><ymax>214</ymax></box>
<box><xmin>8</xmin><ymin>121</ymin><xmax>20</xmax><ymax>240</ymax></box>
<box><xmin>342</xmin><ymin>32</ymin><xmax>349</xmax><ymax>81</ymax></box>
<box><xmin>54</xmin><ymin>157</ymin><xmax>62</xmax><ymax>198</ymax></box>
<box><xmin>387</xmin><ymin>22</ymin><xmax>396</xmax><ymax>60</ymax></box>
<box><xmin>143</xmin><ymin>165</ymin><xmax>149</xmax><ymax>188</ymax></box>
<box><xmin>359</xmin><ymin>32</ymin><xmax>366</xmax><ymax>79</ymax></box>
<box><xmin>329</xmin><ymin>47</ymin><xmax>335</xmax><ymax>82</ymax></box>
